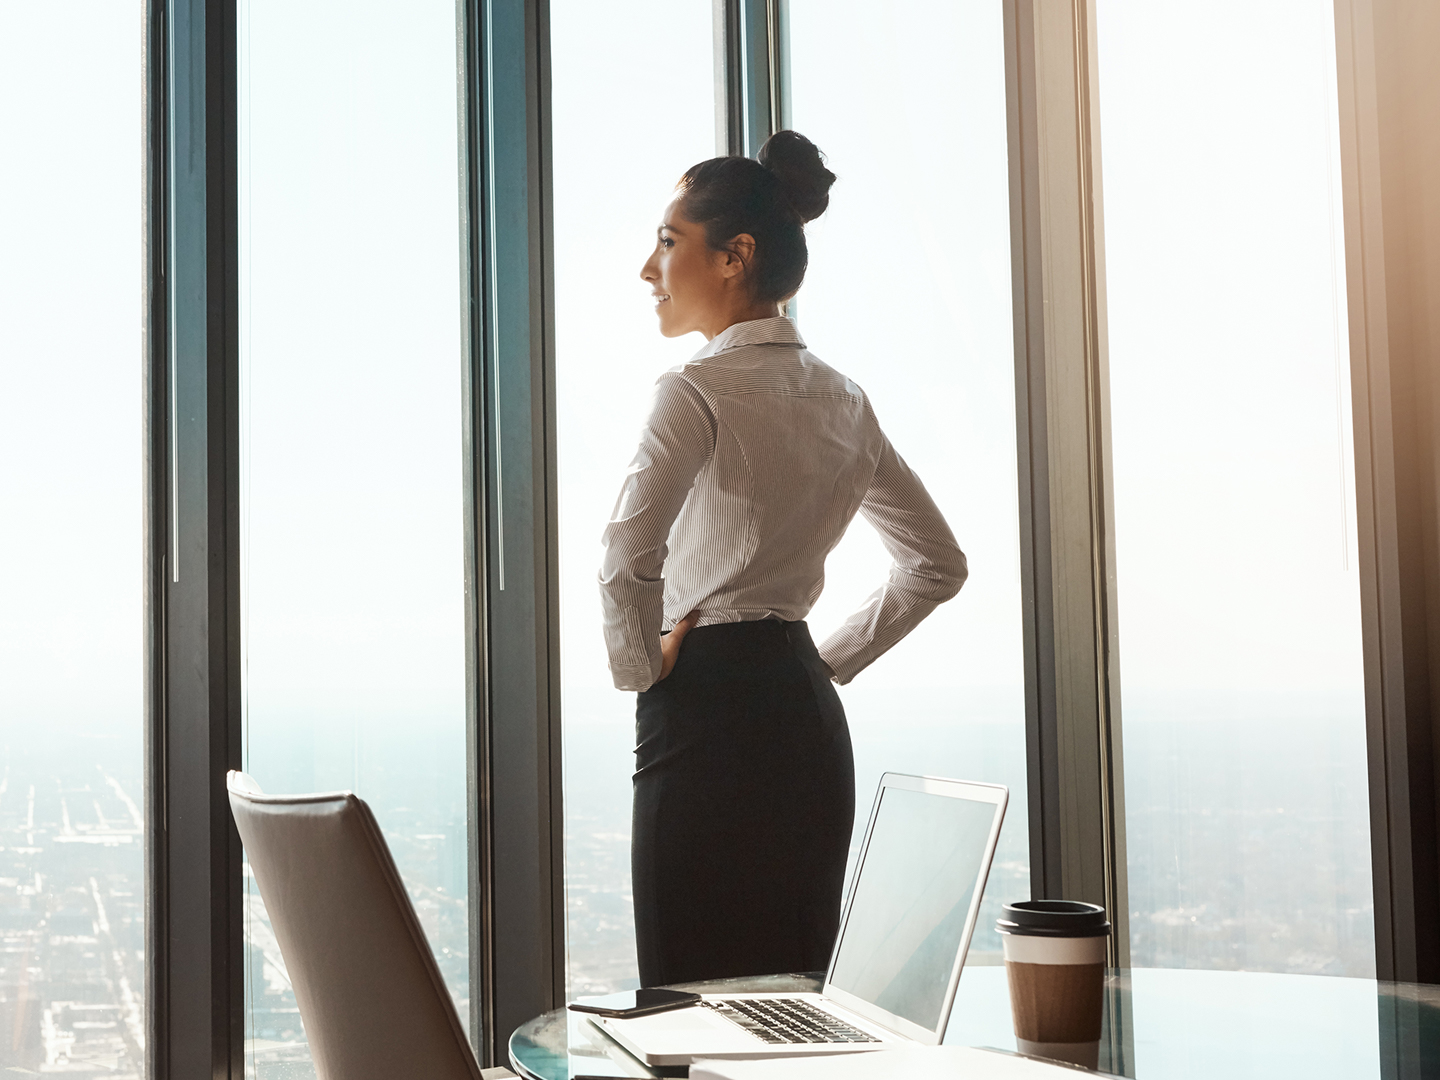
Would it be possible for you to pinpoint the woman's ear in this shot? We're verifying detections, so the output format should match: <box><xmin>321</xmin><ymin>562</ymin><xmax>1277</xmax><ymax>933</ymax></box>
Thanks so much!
<box><xmin>720</xmin><ymin>233</ymin><xmax>756</xmax><ymax>281</ymax></box>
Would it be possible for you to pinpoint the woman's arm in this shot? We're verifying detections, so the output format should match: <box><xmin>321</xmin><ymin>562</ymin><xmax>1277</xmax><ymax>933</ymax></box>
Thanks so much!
<box><xmin>599</xmin><ymin>374</ymin><xmax>715</xmax><ymax>691</ymax></box>
<box><xmin>817</xmin><ymin>434</ymin><xmax>967</xmax><ymax>684</ymax></box>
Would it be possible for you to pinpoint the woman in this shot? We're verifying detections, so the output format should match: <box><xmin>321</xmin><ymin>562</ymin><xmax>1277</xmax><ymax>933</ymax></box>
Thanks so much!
<box><xmin>600</xmin><ymin>131</ymin><xmax>967</xmax><ymax>987</ymax></box>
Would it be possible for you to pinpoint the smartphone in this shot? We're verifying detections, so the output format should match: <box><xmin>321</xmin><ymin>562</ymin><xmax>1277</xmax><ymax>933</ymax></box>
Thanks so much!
<box><xmin>567</xmin><ymin>987</ymin><xmax>702</xmax><ymax>1019</ymax></box>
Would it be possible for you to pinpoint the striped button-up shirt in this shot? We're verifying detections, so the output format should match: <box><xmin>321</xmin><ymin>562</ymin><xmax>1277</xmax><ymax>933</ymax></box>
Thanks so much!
<box><xmin>599</xmin><ymin>316</ymin><xmax>966</xmax><ymax>692</ymax></box>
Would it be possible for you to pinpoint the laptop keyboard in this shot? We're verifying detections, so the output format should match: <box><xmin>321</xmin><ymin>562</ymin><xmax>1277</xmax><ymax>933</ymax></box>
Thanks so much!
<box><xmin>703</xmin><ymin>998</ymin><xmax>882</xmax><ymax>1045</ymax></box>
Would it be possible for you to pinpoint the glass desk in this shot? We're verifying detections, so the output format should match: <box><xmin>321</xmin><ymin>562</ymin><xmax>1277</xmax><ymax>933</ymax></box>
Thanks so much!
<box><xmin>508</xmin><ymin>968</ymin><xmax>1440</xmax><ymax>1079</ymax></box>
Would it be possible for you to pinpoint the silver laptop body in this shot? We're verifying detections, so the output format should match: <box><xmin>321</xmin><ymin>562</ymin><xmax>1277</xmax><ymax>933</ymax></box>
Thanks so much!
<box><xmin>595</xmin><ymin>773</ymin><xmax>1008</xmax><ymax>1067</ymax></box>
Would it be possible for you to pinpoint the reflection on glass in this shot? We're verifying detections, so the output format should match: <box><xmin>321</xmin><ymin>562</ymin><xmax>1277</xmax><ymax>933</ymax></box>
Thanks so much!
<box><xmin>237</xmin><ymin>1</ymin><xmax>470</xmax><ymax>1072</ymax></box>
<box><xmin>1096</xmin><ymin>0</ymin><xmax>1374</xmax><ymax>974</ymax></box>
<box><xmin>0</xmin><ymin>3</ymin><xmax>146</xmax><ymax>1074</ymax></box>
<box><xmin>788</xmin><ymin>0</ymin><xmax>1029</xmax><ymax>962</ymax></box>
<box><xmin>829</xmin><ymin>789</ymin><xmax>1001</xmax><ymax>1031</ymax></box>
<box><xmin>551</xmin><ymin>0</ymin><xmax>715</xmax><ymax>997</ymax></box>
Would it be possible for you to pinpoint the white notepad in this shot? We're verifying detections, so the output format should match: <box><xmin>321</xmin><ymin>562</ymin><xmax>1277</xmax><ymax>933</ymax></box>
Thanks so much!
<box><xmin>690</xmin><ymin>1046</ymin><xmax>1101</xmax><ymax>1080</ymax></box>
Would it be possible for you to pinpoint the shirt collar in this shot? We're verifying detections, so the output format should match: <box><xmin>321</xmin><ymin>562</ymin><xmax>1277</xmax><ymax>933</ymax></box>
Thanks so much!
<box><xmin>691</xmin><ymin>316</ymin><xmax>806</xmax><ymax>361</ymax></box>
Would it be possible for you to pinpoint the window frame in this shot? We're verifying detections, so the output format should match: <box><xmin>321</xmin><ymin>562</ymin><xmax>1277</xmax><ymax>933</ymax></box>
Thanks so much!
<box><xmin>143</xmin><ymin>0</ymin><xmax>1435</xmax><ymax>1073</ymax></box>
<box><xmin>146</xmin><ymin>0</ymin><xmax>246</xmax><ymax>1074</ymax></box>
<box><xmin>459</xmin><ymin>0</ymin><xmax>566</xmax><ymax>1064</ymax></box>
<box><xmin>1003</xmin><ymin>0</ymin><xmax>1129</xmax><ymax>965</ymax></box>
<box><xmin>1332</xmin><ymin>0</ymin><xmax>1440</xmax><ymax>987</ymax></box>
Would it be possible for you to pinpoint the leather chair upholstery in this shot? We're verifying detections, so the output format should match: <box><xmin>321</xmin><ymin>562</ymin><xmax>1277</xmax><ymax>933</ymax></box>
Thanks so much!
<box><xmin>227</xmin><ymin>771</ymin><xmax>484</xmax><ymax>1080</ymax></box>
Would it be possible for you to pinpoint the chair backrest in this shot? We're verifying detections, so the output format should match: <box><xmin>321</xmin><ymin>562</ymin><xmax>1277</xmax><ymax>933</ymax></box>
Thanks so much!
<box><xmin>227</xmin><ymin>771</ymin><xmax>482</xmax><ymax>1080</ymax></box>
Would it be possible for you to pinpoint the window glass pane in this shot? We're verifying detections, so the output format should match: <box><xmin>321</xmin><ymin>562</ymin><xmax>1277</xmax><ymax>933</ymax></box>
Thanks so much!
<box><xmin>551</xmin><ymin>0</ymin><xmax>715</xmax><ymax>997</ymax></box>
<box><xmin>0</xmin><ymin>4</ymin><xmax>146</xmax><ymax>1075</ymax></box>
<box><xmin>237</xmin><ymin>1</ymin><xmax>470</xmax><ymax>1071</ymax></box>
<box><xmin>1096</xmin><ymin>0</ymin><xmax>1374</xmax><ymax>975</ymax></box>
<box><xmin>788</xmin><ymin>0</ymin><xmax>1029</xmax><ymax>975</ymax></box>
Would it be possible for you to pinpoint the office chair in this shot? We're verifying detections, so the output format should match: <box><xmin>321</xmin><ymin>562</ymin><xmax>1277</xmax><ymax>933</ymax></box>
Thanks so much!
<box><xmin>227</xmin><ymin>771</ymin><xmax>504</xmax><ymax>1080</ymax></box>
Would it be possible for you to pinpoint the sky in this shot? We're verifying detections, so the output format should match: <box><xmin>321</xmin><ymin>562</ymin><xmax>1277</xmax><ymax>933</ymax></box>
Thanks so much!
<box><xmin>0</xmin><ymin>1</ymin><xmax>144</xmax><ymax>737</ymax></box>
<box><xmin>1098</xmin><ymin>0</ymin><xmax>1365</xmax><ymax>712</ymax></box>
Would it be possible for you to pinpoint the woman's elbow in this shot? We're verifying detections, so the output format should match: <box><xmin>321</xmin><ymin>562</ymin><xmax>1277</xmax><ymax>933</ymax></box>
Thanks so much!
<box><xmin>935</xmin><ymin>548</ymin><xmax>968</xmax><ymax>602</ymax></box>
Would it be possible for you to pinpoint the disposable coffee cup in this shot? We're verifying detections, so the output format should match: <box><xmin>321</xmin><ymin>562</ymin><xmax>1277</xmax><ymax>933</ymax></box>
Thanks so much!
<box><xmin>996</xmin><ymin>900</ymin><xmax>1110</xmax><ymax>1071</ymax></box>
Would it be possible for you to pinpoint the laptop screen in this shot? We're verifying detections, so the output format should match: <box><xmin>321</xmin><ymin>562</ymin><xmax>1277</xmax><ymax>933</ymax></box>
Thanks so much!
<box><xmin>826</xmin><ymin>783</ymin><xmax>1002</xmax><ymax>1033</ymax></box>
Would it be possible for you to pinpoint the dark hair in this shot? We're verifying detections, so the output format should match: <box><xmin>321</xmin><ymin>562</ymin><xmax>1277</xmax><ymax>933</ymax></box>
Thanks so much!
<box><xmin>675</xmin><ymin>130</ymin><xmax>837</xmax><ymax>303</ymax></box>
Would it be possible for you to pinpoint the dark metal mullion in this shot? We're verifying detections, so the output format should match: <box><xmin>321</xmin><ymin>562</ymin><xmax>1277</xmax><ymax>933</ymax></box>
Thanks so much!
<box><xmin>1003</xmin><ymin>0</ymin><xmax>1130</xmax><ymax>965</ymax></box>
<box><xmin>148</xmin><ymin>0</ymin><xmax>244</xmax><ymax>1076</ymax></box>
<box><xmin>739</xmin><ymin>0</ymin><xmax>771</xmax><ymax>155</ymax></box>
<box><xmin>462</xmin><ymin>0</ymin><xmax>563</xmax><ymax>1065</ymax></box>
<box><xmin>768</xmin><ymin>0</ymin><xmax>790</xmax><ymax>134</ymax></box>
<box><xmin>718</xmin><ymin>0</ymin><xmax>780</xmax><ymax>158</ymax></box>
<box><xmin>143</xmin><ymin>2</ymin><xmax>170</xmax><ymax>1072</ymax></box>
<box><xmin>719</xmin><ymin>0</ymin><xmax>744</xmax><ymax>156</ymax></box>
<box><xmin>1007</xmin><ymin>0</ymin><xmax>1058</xmax><ymax>905</ymax></box>
<box><xmin>458</xmin><ymin>0</ymin><xmax>496</xmax><ymax>1057</ymax></box>
<box><xmin>211</xmin><ymin>0</ymin><xmax>245</xmax><ymax>1069</ymax></box>
<box><xmin>1331</xmin><ymin>0</ymin><xmax>1440</xmax><ymax>992</ymax></box>
<box><xmin>1070</xmin><ymin>0</ymin><xmax>1129</xmax><ymax>979</ymax></box>
<box><xmin>535</xmin><ymin>0</ymin><xmax>567</xmax><ymax>1039</ymax></box>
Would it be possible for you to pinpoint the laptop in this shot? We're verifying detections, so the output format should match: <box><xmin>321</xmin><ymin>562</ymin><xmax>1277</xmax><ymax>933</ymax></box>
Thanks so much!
<box><xmin>595</xmin><ymin>772</ymin><xmax>1008</xmax><ymax>1068</ymax></box>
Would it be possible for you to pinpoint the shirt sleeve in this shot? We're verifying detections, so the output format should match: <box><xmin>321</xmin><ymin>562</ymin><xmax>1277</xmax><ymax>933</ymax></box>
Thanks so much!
<box><xmin>598</xmin><ymin>373</ymin><xmax>716</xmax><ymax>691</ymax></box>
<box><xmin>817</xmin><ymin>433</ymin><xmax>968</xmax><ymax>684</ymax></box>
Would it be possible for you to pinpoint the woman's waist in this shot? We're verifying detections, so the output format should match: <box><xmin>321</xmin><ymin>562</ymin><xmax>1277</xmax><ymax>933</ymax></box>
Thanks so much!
<box><xmin>666</xmin><ymin>607</ymin><xmax>809</xmax><ymax>632</ymax></box>
<box><xmin>661</xmin><ymin>612</ymin><xmax>826</xmax><ymax>666</ymax></box>
<box><xmin>661</xmin><ymin>574</ymin><xmax>823</xmax><ymax>632</ymax></box>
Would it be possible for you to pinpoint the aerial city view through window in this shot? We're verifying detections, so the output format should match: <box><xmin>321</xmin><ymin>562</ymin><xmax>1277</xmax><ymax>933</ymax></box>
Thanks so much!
<box><xmin>0</xmin><ymin>743</ymin><xmax>145</xmax><ymax>1075</ymax></box>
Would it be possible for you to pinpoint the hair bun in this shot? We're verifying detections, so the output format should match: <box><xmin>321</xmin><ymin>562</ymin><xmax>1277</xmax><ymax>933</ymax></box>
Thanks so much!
<box><xmin>758</xmin><ymin>130</ymin><xmax>836</xmax><ymax>224</ymax></box>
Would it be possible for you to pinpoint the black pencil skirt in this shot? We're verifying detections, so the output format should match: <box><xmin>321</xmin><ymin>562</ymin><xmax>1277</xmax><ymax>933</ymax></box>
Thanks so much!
<box><xmin>631</xmin><ymin>618</ymin><xmax>856</xmax><ymax>987</ymax></box>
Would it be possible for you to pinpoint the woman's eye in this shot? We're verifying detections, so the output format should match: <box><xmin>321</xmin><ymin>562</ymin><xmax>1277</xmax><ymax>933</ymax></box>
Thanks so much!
<box><xmin>660</xmin><ymin>236</ymin><xmax>674</xmax><ymax>248</ymax></box>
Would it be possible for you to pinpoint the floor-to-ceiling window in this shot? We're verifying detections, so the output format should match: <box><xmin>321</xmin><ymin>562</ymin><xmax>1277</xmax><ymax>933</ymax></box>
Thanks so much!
<box><xmin>237</xmin><ymin>2</ymin><xmax>470</xmax><ymax>1072</ymax></box>
<box><xmin>1097</xmin><ymin>0</ymin><xmax>1374</xmax><ymax>981</ymax></box>
<box><xmin>787</xmin><ymin>0</ymin><xmax>1029</xmax><ymax>963</ymax></box>
<box><xmin>550</xmin><ymin>0</ymin><xmax>717</xmax><ymax>998</ymax></box>
<box><xmin>0</xmin><ymin>4</ymin><xmax>147</xmax><ymax>1074</ymax></box>
<box><xmin>5</xmin><ymin>0</ymin><xmax>1419</xmax><ymax>1065</ymax></box>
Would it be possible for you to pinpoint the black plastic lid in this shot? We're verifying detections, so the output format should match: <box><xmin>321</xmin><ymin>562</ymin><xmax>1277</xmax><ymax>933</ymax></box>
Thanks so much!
<box><xmin>996</xmin><ymin>900</ymin><xmax>1111</xmax><ymax>938</ymax></box>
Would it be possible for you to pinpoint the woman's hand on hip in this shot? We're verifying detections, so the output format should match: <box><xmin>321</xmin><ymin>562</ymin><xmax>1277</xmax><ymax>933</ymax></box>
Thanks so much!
<box><xmin>657</xmin><ymin>611</ymin><xmax>700</xmax><ymax>682</ymax></box>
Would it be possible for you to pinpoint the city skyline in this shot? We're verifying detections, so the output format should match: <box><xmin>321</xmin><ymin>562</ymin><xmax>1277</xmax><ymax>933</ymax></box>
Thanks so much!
<box><xmin>0</xmin><ymin>702</ymin><xmax>1376</xmax><ymax>1074</ymax></box>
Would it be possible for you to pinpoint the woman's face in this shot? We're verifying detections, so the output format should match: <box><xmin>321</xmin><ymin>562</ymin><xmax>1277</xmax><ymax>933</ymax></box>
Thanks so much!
<box><xmin>639</xmin><ymin>196</ymin><xmax>743</xmax><ymax>339</ymax></box>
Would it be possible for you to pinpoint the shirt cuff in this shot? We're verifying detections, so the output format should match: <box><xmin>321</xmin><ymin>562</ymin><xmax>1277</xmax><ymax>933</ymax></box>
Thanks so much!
<box><xmin>610</xmin><ymin>664</ymin><xmax>655</xmax><ymax>693</ymax></box>
<box><xmin>817</xmin><ymin>640</ymin><xmax>866</xmax><ymax>686</ymax></box>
